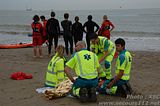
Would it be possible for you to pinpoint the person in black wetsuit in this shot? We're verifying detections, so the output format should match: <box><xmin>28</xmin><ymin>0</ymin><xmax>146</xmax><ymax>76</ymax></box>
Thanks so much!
<box><xmin>46</xmin><ymin>11</ymin><xmax>60</xmax><ymax>57</ymax></box>
<box><xmin>72</xmin><ymin>16</ymin><xmax>83</xmax><ymax>46</ymax></box>
<box><xmin>83</xmin><ymin>15</ymin><xmax>99</xmax><ymax>51</ymax></box>
<box><xmin>61</xmin><ymin>13</ymin><xmax>73</xmax><ymax>55</ymax></box>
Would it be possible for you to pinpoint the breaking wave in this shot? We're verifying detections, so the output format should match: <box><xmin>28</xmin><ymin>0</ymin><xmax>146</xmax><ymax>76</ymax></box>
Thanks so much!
<box><xmin>0</xmin><ymin>24</ymin><xmax>160</xmax><ymax>37</ymax></box>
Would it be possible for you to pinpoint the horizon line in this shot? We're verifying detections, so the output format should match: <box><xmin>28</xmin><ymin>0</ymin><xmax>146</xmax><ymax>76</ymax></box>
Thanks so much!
<box><xmin>0</xmin><ymin>7</ymin><xmax>160</xmax><ymax>11</ymax></box>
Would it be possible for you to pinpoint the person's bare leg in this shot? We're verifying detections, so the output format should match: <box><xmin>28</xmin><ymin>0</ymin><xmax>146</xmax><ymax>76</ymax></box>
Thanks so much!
<box><xmin>33</xmin><ymin>46</ymin><xmax>37</xmax><ymax>58</ymax></box>
<box><xmin>39</xmin><ymin>45</ymin><xmax>43</xmax><ymax>58</ymax></box>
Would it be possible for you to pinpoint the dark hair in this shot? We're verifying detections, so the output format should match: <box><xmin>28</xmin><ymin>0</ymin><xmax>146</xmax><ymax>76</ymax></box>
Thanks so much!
<box><xmin>88</xmin><ymin>15</ymin><xmax>92</xmax><ymax>20</ymax></box>
<box><xmin>64</xmin><ymin>13</ymin><xmax>69</xmax><ymax>19</ymax></box>
<box><xmin>115</xmin><ymin>38</ymin><xmax>125</xmax><ymax>46</ymax></box>
<box><xmin>33</xmin><ymin>15</ymin><xmax>39</xmax><ymax>22</ymax></box>
<box><xmin>89</xmin><ymin>32</ymin><xmax>98</xmax><ymax>40</ymax></box>
<box><xmin>51</xmin><ymin>11</ymin><xmax>55</xmax><ymax>17</ymax></box>
<box><xmin>40</xmin><ymin>15</ymin><xmax>45</xmax><ymax>20</ymax></box>
<box><xmin>75</xmin><ymin>16</ymin><xmax>79</xmax><ymax>22</ymax></box>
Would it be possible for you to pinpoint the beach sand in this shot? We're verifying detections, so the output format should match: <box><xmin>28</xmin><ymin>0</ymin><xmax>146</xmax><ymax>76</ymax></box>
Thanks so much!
<box><xmin>0</xmin><ymin>47</ymin><xmax>160</xmax><ymax>106</ymax></box>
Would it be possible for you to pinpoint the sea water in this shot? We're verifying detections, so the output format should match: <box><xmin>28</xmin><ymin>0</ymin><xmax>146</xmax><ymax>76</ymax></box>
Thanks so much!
<box><xmin>0</xmin><ymin>8</ymin><xmax>160</xmax><ymax>51</ymax></box>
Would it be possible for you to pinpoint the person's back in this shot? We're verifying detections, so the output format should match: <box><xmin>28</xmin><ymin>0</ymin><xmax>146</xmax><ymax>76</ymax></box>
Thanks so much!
<box><xmin>64</xmin><ymin>41</ymin><xmax>100</xmax><ymax>102</ymax></box>
<box><xmin>72</xmin><ymin>49</ymin><xmax>98</xmax><ymax>79</ymax></box>
<box><xmin>46</xmin><ymin>11</ymin><xmax>60</xmax><ymax>56</ymax></box>
<box><xmin>72</xmin><ymin>22</ymin><xmax>83</xmax><ymax>34</ymax></box>
<box><xmin>40</xmin><ymin>15</ymin><xmax>48</xmax><ymax>44</ymax></box>
<box><xmin>43</xmin><ymin>20</ymin><xmax>47</xmax><ymax>36</ymax></box>
<box><xmin>31</xmin><ymin>15</ymin><xmax>43</xmax><ymax>58</ymax></box>
<box><xmin>61</xmin><ymin>13</ymin><xmax>73</xmax><ymax>55</ymax></box>
<box><xmin>31</xmin><ymin>21</ymin><xmax>43</xmax><ymax>36</ymax></box>
<box><xmin>99</xmin><ymin>15</ymin><xmax>115</xmax><ymax>39</ymax></box>
<box><xmin>45</xmin><ymin>45</ymin><xmax>66</xmax><ymax>87</ymax></box>
<box><xmin>72</xmin><ymin>16</ymin><xmax>83</xmax><ymax>45</ymax></box>
<box><xmin>83</xmin><ymin>15</ymin><xmax>99</xmax><ymax>50</ymax></box>
<box><xmin>83</xmin><ymin>20</ymin><xmax>97</xmax><ymax>33</ymax></box>
<box><xmin>61</xmin><ymin>20</ymin><xmax>72</xmax><ymax>35</ymax></box>
<box><xmin>47</xmin><ymin>18</ymin><xmax>60</xmax><ymax>35</ymax></box>
<box><xmin>83</xmin><ymin>15</ymin><xmax>99</xmax><ymax>33</ymax></box>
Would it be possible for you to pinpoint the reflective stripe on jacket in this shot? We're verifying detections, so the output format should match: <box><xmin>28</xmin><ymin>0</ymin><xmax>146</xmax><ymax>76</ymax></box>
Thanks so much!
<box><xmin>116</xmin><ymin>50</ymin><xmax>132</xmax><ymax>81</ymax></box>
<box><xmin>45</xmin><ymin>54</ymin><xmax>65</xmax><ymax>87</ymax></box>
<box><xmin>75</xmin><ymin>50</ymin><xmax>98</xmax><ymax>79</ymax></box>
<box><xmin>91</xmin><ymin>36</ymin><xmax>115</xmax><ymax>55</ymax></box>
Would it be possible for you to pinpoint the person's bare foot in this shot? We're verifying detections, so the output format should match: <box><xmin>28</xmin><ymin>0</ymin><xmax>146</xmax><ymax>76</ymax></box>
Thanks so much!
<box><xmin>33</xmin><ymin>55</ymin><xmax>36</xmax><ymax>58</ymax></box>
<box><xmin>39</xmin><ymin>55</ymin><xmax>43</xmax><ymax>58</ymax></box>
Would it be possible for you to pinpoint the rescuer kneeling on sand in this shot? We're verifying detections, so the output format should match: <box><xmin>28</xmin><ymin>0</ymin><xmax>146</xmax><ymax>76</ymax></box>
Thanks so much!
<box><xmin>64</xmin><ymin>41</ymin><xmax>100</xmax><ymax>103</ymax></box>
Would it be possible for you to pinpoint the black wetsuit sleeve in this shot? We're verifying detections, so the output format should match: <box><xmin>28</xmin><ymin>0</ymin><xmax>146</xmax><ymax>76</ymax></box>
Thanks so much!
<box><xmin>46</xmin><ymin>19</ymin><xmax>50</xmax><ymax>34</ymax></box>
<box><xmin>80</xmin><ymin>23</ymin><xmax>83</xmax><ymax>33</ymax></box>
<box><xmin>69</xmin><ymin>21</ymin><xmax>72</xmax><ymax>32</ymax></box>
<box><xmin>72</xmin><ymin>23</ymin><xmax>75</xmax><ymax>35</ymax></box>
<box><xmin>56</xmin><ymin>20</ymin><xmax>60</xmax><ymax>35</ymax></box>
<box><xmin>82</xmin><ymin>22</ymin><xmax>87</xmax><ymax>33</ymax></box>
<box><xmin>61</xmin><ymin>21</ymin><xmax>64</xmax><ymax>29</ymax></box>
<box><xmin>94</xmin><ymin>22</ymin><xmax>99</xmax><ymax>32</ymax></box>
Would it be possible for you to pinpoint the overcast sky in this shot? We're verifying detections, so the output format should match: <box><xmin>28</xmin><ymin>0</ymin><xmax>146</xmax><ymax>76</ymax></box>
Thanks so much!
<box><xmin>0</xmin><ymin>0</ymin><xmax>160</xmax><ymax>10</ymax></box>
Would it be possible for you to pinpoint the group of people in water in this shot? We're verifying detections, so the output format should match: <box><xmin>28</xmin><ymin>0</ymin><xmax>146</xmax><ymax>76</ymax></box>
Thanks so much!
<box><xmin>31</xmin><ymin>11</ymin><xmax>132</xmax><ymax>103</ymax></box>
<box><xmin>31</xmin><ymin>11</ymin><xmax>115</xmax><ymax>57</ymax></box>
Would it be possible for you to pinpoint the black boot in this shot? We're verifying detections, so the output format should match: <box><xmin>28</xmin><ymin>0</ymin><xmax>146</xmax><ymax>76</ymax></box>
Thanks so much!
<box><xmin>125</xmin><ymin>82</ymin><xmax>133</xmax><ymax>94</ymax></box>
<box><xmin>121</xmin><ymin>84</ymin><xmax>131</xmax><ymax>98</ymax></box>
<box><xmin>88</xmin><ymin>87</ymin><xmax>97</xmax><ymax>102</ymax></box>
<box><xmin>79</xmin><ymin>88</ymin><xmax>88</xmax><ymax>103</ymax></box>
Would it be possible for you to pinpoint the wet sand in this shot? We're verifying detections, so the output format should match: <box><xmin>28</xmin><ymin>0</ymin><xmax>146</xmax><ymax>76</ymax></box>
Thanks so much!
<box><xmin>0</xmin><ymin>47</ymin><xmax>160</xmax><ymax>106</ymax></box>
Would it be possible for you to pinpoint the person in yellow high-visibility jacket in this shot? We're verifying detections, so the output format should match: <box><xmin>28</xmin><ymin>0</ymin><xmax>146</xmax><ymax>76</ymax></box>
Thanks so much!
<box><xmin>99</xmin><ymin>38</ymin><xmax>132</xmax><ymax>97</ymax></box>
<box><xmin>45</xmin><ymin>45</ymin><xmax>66</xmax><ymax>88</ymax></box>
<box><xmin>90</xmin><ymin>33</ymin><xmax>116</xmax><ymax>80</ymax></box>
<box><xmin>64</xmin><ymin>41</ymin><xmax>100</xmax><ymax>103</ymax></box>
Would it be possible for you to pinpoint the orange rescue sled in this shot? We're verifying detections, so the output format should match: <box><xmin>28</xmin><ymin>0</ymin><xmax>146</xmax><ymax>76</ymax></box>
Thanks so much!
<box><xmin>0</xmin><ymin>43</ymin><xmax>33</xmax><ymax>49</ymax></box>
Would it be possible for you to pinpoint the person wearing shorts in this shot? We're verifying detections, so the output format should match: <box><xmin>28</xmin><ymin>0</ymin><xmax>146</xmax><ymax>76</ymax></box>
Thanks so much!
<box><xmin>31</xmin><ymin>15</ymin><xmax>43</xmax><ymax>58</ymax></box>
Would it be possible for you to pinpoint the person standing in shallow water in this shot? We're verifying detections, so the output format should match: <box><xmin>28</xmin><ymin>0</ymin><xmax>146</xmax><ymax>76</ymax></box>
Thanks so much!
<box><xmin>83</xmin><ymin>15</ymin><xmax>99</xmax><ymax>51</ymax></box>
<box><xmin>72</xmin><ymin>16</ymin><xmax>83</xmax><ymax>46</ymax></box>
<box><xmin>61</xmin><ymin>13</ymin><xmax>73</xmax><ymax>55</ymax></box>
<box><xmin>31</xmin><ymin>15</ymin><xmax>43</xmax><ymax>58</ymax></box>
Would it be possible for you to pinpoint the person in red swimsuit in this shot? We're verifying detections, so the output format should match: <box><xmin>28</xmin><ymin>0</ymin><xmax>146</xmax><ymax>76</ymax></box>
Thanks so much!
<box><xmin>99</xmin><ymin>15</ymin><xmax>115</xmax><ymax>39</ymax></box>
<box><xmin>31</xmin><ymin>15</ymin><xmax>43</xmax><ymax>58</ymax></box>
<box><xmin>40</xmin><ymin>15</ymin><xmax>48</xmax><ymax>45</ymax></box>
